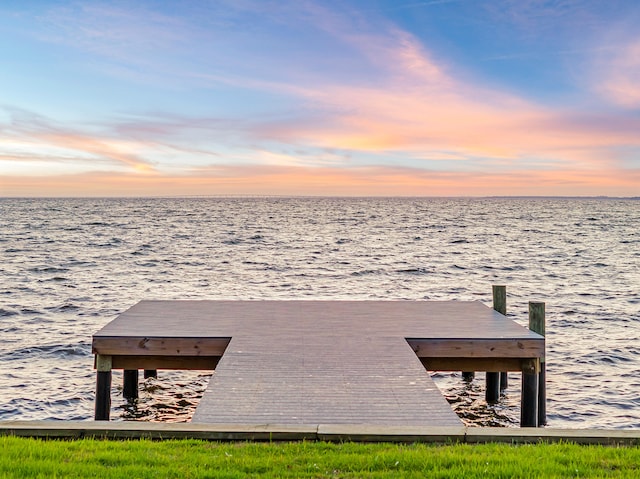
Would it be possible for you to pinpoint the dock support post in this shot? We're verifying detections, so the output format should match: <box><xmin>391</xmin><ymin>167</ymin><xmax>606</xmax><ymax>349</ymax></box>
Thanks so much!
<box><xmin>486</xmin><ymin>285</ymin><xmax>506</xmax><ymax>403</ymax></box>
<box><xmin>500</xmin><ymin>372</ymin><xmax>508</xmax><ymax>390</ymax></box>
<box><xmin>486</xmin><ymin>373</ymin><xmax>500</xmax><ymax>403</ymax></box>
<box><xmin>521</xmin><ymin>362</ymin><xmax>539</xmax><ymax>427</ymax></box>
<box><xmin>144</xmin><ymin>370</ymin><xmax>157</xmax><ymax>379</ymax></box>
<box><xmin>529</xmin><ymin>301</ymin><xmax>546</xmax><ymax>426</ymax></box>
<box><xmin>95</xmin><ymin>355</ymin><xmax>112</xmax><ymax>421</ymax></box>
<box><xmin>462</xmin><ymin>371</ymin><xmax>475</xmax><ymax>381</ymax></box>
<box><xmin>123</xmin><ymin>370</ymin><xmax>139</xmax><ymax>400</ymax></box>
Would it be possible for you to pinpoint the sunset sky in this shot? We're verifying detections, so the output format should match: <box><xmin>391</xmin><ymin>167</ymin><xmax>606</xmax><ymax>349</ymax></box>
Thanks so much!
<box><xmin>1</xmin><ymin>0</ymin><xmax>639</xmax><ymax>197</ymax></box>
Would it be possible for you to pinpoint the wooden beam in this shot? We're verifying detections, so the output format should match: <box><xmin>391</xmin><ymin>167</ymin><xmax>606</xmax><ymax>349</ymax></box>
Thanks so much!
<box><xmin>420</xmin><ymin>357</ymin><xmax>528</xmax><ymax>372</ymax></box>
<box><xmin>111</xmin><ymin>355</ymin><xmax>221</xmax><ymax>371</ymax></box>
<box><xmin>92</xmin><ymin>337</ymin><xmax>230</xmax><ymax>356</ymax></box>
<box><xmin>407</xmin><ymin>338</ymin><xmax>544</xmax><ymax>359</ymax></box>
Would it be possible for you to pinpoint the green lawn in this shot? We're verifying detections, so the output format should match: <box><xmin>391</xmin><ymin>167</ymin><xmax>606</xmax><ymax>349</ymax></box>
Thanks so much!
<box><xmin>2</xmin><ymin>437</ymin><xmax>639</xmax><ymax>478</ymax></box>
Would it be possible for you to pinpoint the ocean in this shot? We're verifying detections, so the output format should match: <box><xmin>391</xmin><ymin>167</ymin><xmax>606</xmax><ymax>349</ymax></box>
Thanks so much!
<box><xmin>1</xmin><ymin>197</ymin><xmax>638</xmax><ymax>428</ymax></box>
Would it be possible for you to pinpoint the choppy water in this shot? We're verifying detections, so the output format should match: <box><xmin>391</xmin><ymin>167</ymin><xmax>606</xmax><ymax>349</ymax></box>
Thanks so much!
<box><xmin>1</xmin><ymin>197</ymin><xmax>639</xmax><ymax>428</ymax></box>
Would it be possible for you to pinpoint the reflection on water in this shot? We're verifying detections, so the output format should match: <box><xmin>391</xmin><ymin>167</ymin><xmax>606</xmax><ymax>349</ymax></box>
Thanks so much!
<box><xmin>117</xmin><ymin>372</ymin><xmax>212</xmax><ymax>422</ymax></box>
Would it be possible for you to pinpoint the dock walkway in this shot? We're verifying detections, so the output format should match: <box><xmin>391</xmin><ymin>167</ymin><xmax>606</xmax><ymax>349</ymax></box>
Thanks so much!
<box><xmin>92</xmin><ymin>300</ymin><xmax>544</xmax><ymax>426</ymax></box>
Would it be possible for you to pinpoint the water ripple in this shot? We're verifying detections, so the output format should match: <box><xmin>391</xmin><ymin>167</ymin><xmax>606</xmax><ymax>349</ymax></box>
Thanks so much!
<box><xmin>1</xmin><ymin>197</ymin><xmax>639</xmax><ymax>427</ymax></box>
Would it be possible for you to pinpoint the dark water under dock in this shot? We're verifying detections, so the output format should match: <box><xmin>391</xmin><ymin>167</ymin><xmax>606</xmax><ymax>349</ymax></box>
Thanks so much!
<box><xmin>1</xmin><ymin>197</ymin><xmax>639</xmax><ymax>428</ymax></box>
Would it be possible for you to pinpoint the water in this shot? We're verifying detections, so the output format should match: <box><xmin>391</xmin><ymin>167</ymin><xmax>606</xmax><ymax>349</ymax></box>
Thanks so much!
<box><xmin>1</xmin><ymin>197</ymin><xmax>639</xmax><ymax>428</ymax></box>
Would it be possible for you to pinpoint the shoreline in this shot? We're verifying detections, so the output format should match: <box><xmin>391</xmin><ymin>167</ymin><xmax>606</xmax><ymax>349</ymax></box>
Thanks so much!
<box><xmin>2</xmin><ymin>421</ymin><xmax>639</xmax><ymax>445</ymax></box>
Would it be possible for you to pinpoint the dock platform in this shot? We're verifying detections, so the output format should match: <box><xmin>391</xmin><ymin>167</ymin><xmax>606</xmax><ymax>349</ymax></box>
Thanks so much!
<box><xmin>92</xmin><ymin>300</ymin><xmax>545</xmax><ymax>427</ymax></box>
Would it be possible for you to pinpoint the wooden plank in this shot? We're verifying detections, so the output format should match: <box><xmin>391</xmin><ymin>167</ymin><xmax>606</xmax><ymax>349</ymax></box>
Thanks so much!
<box><xmin>92</xmin><ymin>337</ymin><xmax>230</xmax><ymax>356</ymax></box>
<box><xmin>419</xmin><ymin>357</ymin><xmax>525</xmax><ymax>372</ymax></box>
<box><xmin>192</xmin><ymin>336</ymin><xmax>462</xmax><ymax>426</ymax></box>
<box><xmin>111</xmin><ymin>355</ymin><xmax>220</xmax><ymax>370</ymax></box>
<box><xmin>93</xmin><ymin>300</ymin><xmax>544</xmax><ymax>341</ymax></box>
<box><xmin>407</xmin><ymin>338</ymin><xmax>544</xmax><ymax>358</ymax></box>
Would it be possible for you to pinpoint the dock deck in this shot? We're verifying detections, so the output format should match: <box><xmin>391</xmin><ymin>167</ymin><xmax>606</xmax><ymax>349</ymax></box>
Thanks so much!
<box><xmin>92</xmin><ymin>300</ymin><xmax>544</xmax><ymax>426</ymax></box>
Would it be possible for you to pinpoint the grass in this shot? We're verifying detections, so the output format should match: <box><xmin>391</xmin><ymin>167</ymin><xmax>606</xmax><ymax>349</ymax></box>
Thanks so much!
<box><xmin>1</xmin><ymin>437</ymin><xmax>639</xmax><ymax>478</ymax></box>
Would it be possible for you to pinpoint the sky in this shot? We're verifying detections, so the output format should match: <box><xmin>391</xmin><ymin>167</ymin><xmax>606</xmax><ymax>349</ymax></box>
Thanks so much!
<box><xmin>1</xmin><ymin>0</ymin><xmax>639</xmax><ymax>197</ymax></box>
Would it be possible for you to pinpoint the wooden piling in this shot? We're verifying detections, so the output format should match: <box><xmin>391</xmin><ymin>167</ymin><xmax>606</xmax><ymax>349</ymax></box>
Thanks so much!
<box><xmin>461</xmin><ymin>371</ymin><xmax>475</xmax><ymax>381</ymax></box>
<box><xmin>521</xmin><ymin>370</ymin><xmax>539</xmax><ymax>427</ymax></box>
<box><xmin>521</xmin><ymin>302</ymin><xmax>546</xmax><ymax>427</ymax></box>
<box><xmin>144</xmin><ymin>370</ymin><xmax>157</xmax><ymax>379</ymax></box>
<box><xmin>529</xmin><ymin>301</ymin><xmax>546</xmax><ymax>426</ymax></box>
<box><xmin>492</xmin><ymin>285</ymin><xmax>507</xmax><ymax>315</ymax></box>
<box><xmin>95</xmin><ymin>355</ymin><xmax>112</xmax><ymax>421</ymax></box>
<box><xmin>500</xmin><ymin>372</ymin><xmax>508</xmax><ymax>390</ymax></box>
<box><xmin>485</xmin><ymin>373</ymin><xmax>500</xmax><ymax>404</ymax></box>
<box><xmin>494</xmin><ymin>287</ymin><xmax>509</xmax><ymax>390</ymax></box>
<box><xmin>486</xmin><ymin>285</ymin><xmax>506</xmax><ymax>403</ymax></box>
<box><xmin>123</xmin><ymin>369</ymin><xmax>139</xmax><ymax>400</ymax></box>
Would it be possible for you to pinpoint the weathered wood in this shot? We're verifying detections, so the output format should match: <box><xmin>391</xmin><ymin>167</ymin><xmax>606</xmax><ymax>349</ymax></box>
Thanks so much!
<box><xmin>92</xmin><ymin>300</ymin><xmax>546</xmax><ymax>426</ymax></box>
<box><xmin>485</xmin><ymin>372</ymin><xmax>500</xmax><ymax>404</ymax></box>
<box><xmin>408</xmin><ymin>339</ymin><xmax>544</xmax><ymax>358</ymax></box>
<box><xmin>529</xmin><ymin>301</ymin><xmax>546</xmax><ymax>426</ymax></box>
<box><xmin>538</xmin><ymin>367</ymin><xmax>547</xmax><ymax>425</ymax></box>
<box><xmin>95</xmin><ymin>371</ymin><xmax>111</xmax><ymax>421</ymax></box>
<box><xmin>529</xmin><ymin>302</ymin><xmax>546</xmax><ymax>338</ymax></box>
<box><xmin>521</xmin><ymin>372</ymin><xmax>539</xmax><ymax>427</ymax></box>
<box><xmin>492</xmin><ymin>285</ymin><xmax>507</xmax><ymax>315</ymax></box>
<box><xmin>194</xmin><ymin>335</ymin><xmax>461</xmax><ymax>426</ymax></box>
<box><xmin>523</xmin><ymin>303</ymin><xmax>545</xmax><ymax>428</ymax></box>
<box><xmin>500</xmin><ymin>371</ymin><xmax>508</xmax><ymax>390</ymax></box>
<box><xmin>521</xmin><ymin>358</ymin><xmax>540</xmax><ymax>374</ymax></box>
<box><xmin>421</xmin><ymin>357</ymin><xmax>526</xmax><ymax>372</ymax></box>
<box><xmin>112</xmin><ymin>355</ymin><xmax>220</xmax><ymax>370</ymax></box>
<box><xmin>95</xmin><ymin>354</ymin><xmax>112</xmax><ymax>372</ymax></box>
<box><xmin>94</xmin><ymin>300</ymin><xmax>545</xmax><ymax>341</ymax></box>
<box><xmin>123</xmin><ymin>370</ymin><xmax>138</xmax><ymax>400</ymax></box>
<box><xmin>491</xmin><ymin>285</ymin><xmax>507</xmax><ymax>400</ymax></box>
<box><xmin>92</xmin><ymin>337</ymin><xmax>230</xmax><ymax>356</ymax></box>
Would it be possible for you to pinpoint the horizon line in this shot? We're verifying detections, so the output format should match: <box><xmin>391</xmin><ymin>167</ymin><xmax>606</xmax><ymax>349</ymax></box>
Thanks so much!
<box><xmin>2</xmin><ymin>195</ymin><xmax>638</xmax><ymax>200</ymax></box>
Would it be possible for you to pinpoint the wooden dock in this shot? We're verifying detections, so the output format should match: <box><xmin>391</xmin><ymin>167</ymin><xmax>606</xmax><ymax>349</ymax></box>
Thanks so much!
<box><xmin>92</xmin><ymin>299</ymin><xmax>545</xmax><ymax>427</ymax></box>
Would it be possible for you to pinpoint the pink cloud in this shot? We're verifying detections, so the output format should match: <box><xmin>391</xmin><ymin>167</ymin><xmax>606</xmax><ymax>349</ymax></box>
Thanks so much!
<box><xmin>244</xmin><ymin>12</ymin><xmax>640</xmax><ymax>172</ymax></box>
<box><xmin>596</xmin><ymin>38</ymin><xmax>640</xmax><ymax>108</ymax></box>
<box><xmin>4</xmin><ymin>1</ymin><xmax>638</xmax><ymax>198</ymax></box>
<box><xmin>1</xmin><ymin>107</ymin><xmax>156</xmax><ymax>173</ymax></box>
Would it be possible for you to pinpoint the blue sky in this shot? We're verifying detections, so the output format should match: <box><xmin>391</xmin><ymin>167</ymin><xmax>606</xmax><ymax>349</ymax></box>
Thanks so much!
<box><xmin>1</xmin><ymin>0</ymin><xmax>639</xmax><ymax>196</ymax></box>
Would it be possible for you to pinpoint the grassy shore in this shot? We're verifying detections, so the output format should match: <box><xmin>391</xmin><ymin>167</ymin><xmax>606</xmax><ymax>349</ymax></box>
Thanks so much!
<box><xmin>1</xmin><ymin>437</ymin><xmax>639</xmax><ymax>478</ymax></box>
